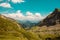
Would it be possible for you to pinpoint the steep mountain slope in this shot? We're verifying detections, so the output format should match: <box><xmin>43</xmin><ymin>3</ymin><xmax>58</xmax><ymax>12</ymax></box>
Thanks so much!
<box><xmin>0</xmin><ymin>14</ymin><xmax>26</xmax><ymax>40</ymax></box>
<box><xmin>0</xmin><ymin>15</ymin><xmax>40</xmax><ymax>40</ymax></box>
<box><xmin>29</xmin><ymin>8</ymin><xmax>60</xmax><ymax>40</ymax></box>
<box><xmin>39</xmin><ymin>8</ymin><xmax>60</xmax><ymax>27</ymax></box>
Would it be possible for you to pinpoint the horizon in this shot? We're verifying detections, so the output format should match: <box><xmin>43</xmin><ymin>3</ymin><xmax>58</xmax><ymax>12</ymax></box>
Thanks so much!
<box><xmin>0</xmin><ymin>0</ymin><xmax>60</xmax><ymax>22</ymax></box>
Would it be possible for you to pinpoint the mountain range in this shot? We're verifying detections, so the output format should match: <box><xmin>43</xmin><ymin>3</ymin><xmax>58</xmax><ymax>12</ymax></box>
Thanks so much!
<box><xmin>0</xmin><ymin>8</ymin><xmax>60</xmax><ymax>40</ymax></box>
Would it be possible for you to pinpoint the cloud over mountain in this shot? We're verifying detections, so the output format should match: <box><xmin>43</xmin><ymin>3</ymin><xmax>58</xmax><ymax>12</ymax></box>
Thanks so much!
<box><xmin>2</xmin><ymin>10</ymin><xmax>44</xmax><ymax>22</ymax></box>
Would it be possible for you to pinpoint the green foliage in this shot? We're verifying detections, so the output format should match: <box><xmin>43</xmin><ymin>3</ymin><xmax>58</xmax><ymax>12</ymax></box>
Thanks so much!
<box><xmin>0</xmin><ymin>15</ymin><xmax>60</xmax><ymax>40</ymax></box>
<box><xmin>0</xmin><ymin>15</ymin><xmax>41</xmax><ymax>40</ymax></box>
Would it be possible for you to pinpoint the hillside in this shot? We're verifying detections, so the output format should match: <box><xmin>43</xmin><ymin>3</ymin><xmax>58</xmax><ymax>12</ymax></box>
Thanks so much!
<box><xmin>39</xmin><ymin>8</ymin><xmax>60</xmax><ymax>27</ymax></box>
<box><xmin>0</xmin><ymin>8</ymin><xmax>60</xmax><ymax>40</ymax></box>
<box><xmin>0</xmin><ymin>15</ymin><xmax>40</xmax><ymax>40</ymax></box>
<box><xmin>29</xmin><ymin>8</ymin><xmax>60</xmax><ymax>40</ymax></box>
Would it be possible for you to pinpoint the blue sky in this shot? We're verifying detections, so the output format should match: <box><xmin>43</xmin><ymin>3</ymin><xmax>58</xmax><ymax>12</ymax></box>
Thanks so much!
<box><xmin>0</xmin><ymin>0</ymin><xmax>60</xmax><ymax>15</ymax></box>
<box><xmin>0</xmin><ymin>0</ymin><xmax>60</xmax><ymax>22</ymax></box>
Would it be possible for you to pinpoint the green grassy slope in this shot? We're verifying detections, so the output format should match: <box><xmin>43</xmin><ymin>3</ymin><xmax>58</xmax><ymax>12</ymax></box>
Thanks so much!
<box><xmin>0</xmin><ymin>15</ymin><xmax>40</xmax><ymax>40</ymax></box>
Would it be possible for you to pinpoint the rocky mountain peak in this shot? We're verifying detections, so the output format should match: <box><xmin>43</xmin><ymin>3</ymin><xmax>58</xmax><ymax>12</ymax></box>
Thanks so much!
<box><xmin>39</xmin><ymin>8</ymin><xmax>60</xmax><ymax>27</ymax></box>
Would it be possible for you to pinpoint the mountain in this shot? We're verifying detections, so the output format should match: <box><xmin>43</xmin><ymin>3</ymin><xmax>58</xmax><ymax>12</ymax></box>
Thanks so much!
<box><xmin>0</xmin><ymin>14</ymin><xmax>40</xmax><ymax>40</ymax></box>
<box><xmin>1</xmin><ymin>8</ymin><xmax>60</xmax><ymax>40</ymax></box>
<box><xmin>18</xmin><ymin>20</ymin><xmax>39</xmax><ymax>29</ymax></box>
<box><xmin>29</xmin><ymin>8</ymin><xmax>60</xmax><ymax>40</ymax></box>
<box><xmin>39</xmin><ymin>8</ymin><xmax>60</xmax><ymax>27</ymax></box>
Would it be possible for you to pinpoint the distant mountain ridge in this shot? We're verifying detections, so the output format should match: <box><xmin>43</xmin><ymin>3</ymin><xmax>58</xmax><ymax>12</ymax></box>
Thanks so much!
<box><xmin>18</xmin><ymin>20</ymin><xmax>39</xmax><ymax>28</ymax></box>
<box><xmin>39</xmin><ymin>8</ymin><xmax>60</xmax><ymax>27</ymax></box>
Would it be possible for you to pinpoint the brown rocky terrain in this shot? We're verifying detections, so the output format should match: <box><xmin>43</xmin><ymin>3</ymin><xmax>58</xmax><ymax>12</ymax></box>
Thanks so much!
<box><xmin>39</xmin><ymin>8</ymin><xmax>60</xmax><ymax>27</ymax></box>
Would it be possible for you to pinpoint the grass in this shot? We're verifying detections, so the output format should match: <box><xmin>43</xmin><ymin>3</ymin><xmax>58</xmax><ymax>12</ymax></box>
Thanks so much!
<box><xmin>0</xmin><ymin>15</ymin><xmax>41</xmax><ymax>40</ymax></box>
<box><xmin>0</xmin><ymin>15</ymin><xmax>60</xmax><ymax>40</ymax></box>
<box><xmin>29</xmin><ymin>26</ymin><xmax>60</xmax><ymax>40</ymax></box>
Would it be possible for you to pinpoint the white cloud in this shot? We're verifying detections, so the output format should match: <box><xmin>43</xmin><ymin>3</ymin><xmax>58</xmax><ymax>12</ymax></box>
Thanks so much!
<box><xmin>0</xmin><ymin>3</ymin><xmax>11</xmax><ymax>8</ymax></box>
<box><xmin>2</xmin><ymin>10</ymin><xmax>44</xmax><ymax>22</ymax></box>
<box><xmin>26</xmin><ymin>11</ymin><xmax>33</xmax><ymax>16</ymax></box>
<box><xmin>11</xmin><ymin>0</ymin><xmax>24</xmax><ymax>3</ymax></box>
<box><xmin>3</xmin><ymin>10</ymin><xmax>25</xmax><ymax>20</ymax></box>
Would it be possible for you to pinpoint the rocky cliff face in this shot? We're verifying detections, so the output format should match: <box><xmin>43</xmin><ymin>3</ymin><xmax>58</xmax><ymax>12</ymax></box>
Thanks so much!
<box><xmin>39</xmin><ymin>8</ymin><xmax>60</xmax><ymax>27</ymax></box>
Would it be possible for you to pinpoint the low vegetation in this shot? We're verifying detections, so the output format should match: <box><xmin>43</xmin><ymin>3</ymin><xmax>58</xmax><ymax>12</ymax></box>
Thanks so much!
<box><xmin>0</xmin><ymin>15</ymin><xmax>40</xmax><ymax>40</ymax></box>
<box><xmin>0</xmin><ymin>8</ymin><xmax>60</xmax><ymax>40</ymax></box>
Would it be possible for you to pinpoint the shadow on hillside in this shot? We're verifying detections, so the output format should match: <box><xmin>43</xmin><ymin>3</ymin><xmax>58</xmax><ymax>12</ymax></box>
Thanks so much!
<box><xmin>45</xmin><ymin>36</ymin><xmax>60</xmax><ymax>40</ymax></box>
